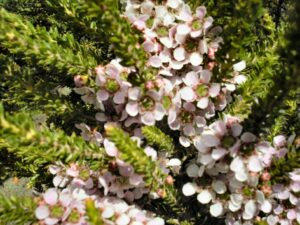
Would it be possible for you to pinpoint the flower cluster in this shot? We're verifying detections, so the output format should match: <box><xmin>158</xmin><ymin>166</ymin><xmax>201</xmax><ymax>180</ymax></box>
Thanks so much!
<box><xmin>182</xmin><ymin>119</ymin><xmax>299</xmax><ymax>225</ymax></box>
<box><xmin>35</xmin><ymin>187</ymin><xmax>164</xmax><ymax>225</ymax></box>
<box><xmin>32</xmin><ymin>1</ymin><xmax>299</xmax><ymax>225</ymax></box>
<box><xmin>49</xmin><ymin>163</ymin><xmax>148</xmax><ymax>203</ymax></box>
<box><xmin>74</xmin><ymin>0</ymin><xmax>246</xmax><ymax>147</ymax></box>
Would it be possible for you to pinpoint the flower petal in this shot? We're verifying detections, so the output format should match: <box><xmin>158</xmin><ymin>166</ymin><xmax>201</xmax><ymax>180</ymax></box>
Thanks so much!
<box><xmin>186</xmin><ymin>164</ymin><xmax>199</xmax><ymax>177</ymax></box>
<box><xmin>97</xmin><ymin>90</ymin><xmax>109</xmax><ymax>101</ymax></box>
<box><xmin>173</xmin><ymin>47</ymin><xmax>186</xmax><ymax>61</ymax></box>
<box><xmin>248</xmin><ymin>156</ymin><xmax>263</xmax><ymax>172</ymax></box>
<box><xmin>233</xmin><ymin>60</ymin><xmax>246</xmax><ymax>72</ymax></box>
<box><xmin>180</xmin><ymin>87</ymin><xmax>196</xmax><ymax>102</ymax></box>
<box><xmin>210</xmin><ymin>202</ymin><xmax>224</xmax><ymax>217</ymax></box>
<box><xmin>126</xmin><ymin>102</ymin><xmax>139</xmax><ymax>117</ymax></box>
<box><xmin>182</xmin><ymin>182</ymin><xmax>196</xmax><ymax>196</ymax></box>
<box><xmin>195</xmin><ymin>6</ymin><xmax>206</xmax><ymax>19</ymax></box>
<box><xmin>190</xmin><ymin>52</ymin><xmax>203</xmax><ymax>66</ymax></box>
<box><xmin>209</xmin><ymin>83</ymin><xmax>220</xmax><ymax>97</ymax></box>
<box><xmin>149</xmin><ymin>56</ymin><xmax>162</xmax><ymax>68</ymax></box>
<box><xmin>202</xmin><ymin>134</ymin><xmax>220</xmax><ymax>147</ymax></box>
<box><xmin>44</xmin><ymin>188</ymin><xmax>58</xmax><ymax>205</ymax></box>
<box><xmin>141</xmin><ymin>112</ymin><xmax>156</xmax><ymax>125</ymax></box>
<box><xmin>212</xmin><ymin>180</ymin><xmax>227</xmax><ymax>194</ymax></box>
<box><xmin>197</xmin><ymin>190</ymin><xmax>212</xmax><ymax>204</ymax></box>
<box><xmin>241</xmin><ymin>132</ymin><xmax>257</xmax><ymax>143</ymax></box>
<box><xmin>197</xmin><ymin>97</ymin><xmax>209</xmax><ymax>109</ymax></box>
<box><xmin>154</xmin><ymin>103</ymin><xmax>166</xmax><ymax>121</ymax></box>
<box><xmin>212</xmin><ymin>148</ymin><xmax>227</xmax><ymax>160</ymax></box>
<box><xmin>35</xmin><ymin>205</ymin><xmax>50</xmax><ymax>220</ymax></box>
<box><xmin>183</xmin><ymin>71</ymin><xmax>199</xmax><ymax>86</ymax></box>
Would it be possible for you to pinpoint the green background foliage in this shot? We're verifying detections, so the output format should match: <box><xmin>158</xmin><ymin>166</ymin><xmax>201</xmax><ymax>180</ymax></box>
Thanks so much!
<box><xmin>0</xmin><ymin>0</ymin><xmax>299</xmax><ymax>224</ymax></box>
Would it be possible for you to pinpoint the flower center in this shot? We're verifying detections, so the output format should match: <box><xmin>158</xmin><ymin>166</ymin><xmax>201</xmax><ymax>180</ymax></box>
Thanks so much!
<box><xmin>192</xmin><ymin>20</ymin><xmax>202</xmax><ymax>30</ymax></box>
<box><xmin>162</xmin><ymin>96</ymin><xmax>172</xmax><ymax>109</ymax></box>
<box><xmin>243</xmin><ymin>187</ymin><xmax>253</xmax><ymax>197</ymax></box>
<box><xmin>156</xmin><ymin>27</ymin><xmax>169</xmax><ymax>37</ymax></box>
<box><xmin>146</xmin><ymin>18</ymin><xmax>154</xmax><ymax>28</ymax></box>
<box><xmin>67</xmin><ymin>209</ymin><xmax>81</xmax><ymax>223</ymax></box>
<box><xmin>51</xmin><ymin>204</ymin><xmax>65</xmax><ymax>218</ymax></box>
<box><xmin>195</xmin><ymin>84</ymin><xmax>208</xmax><ymax>97</ymax></box>
<box><xmin>222</xmin><ymin>136</ymin><xmax>235</xmax><ymax>148</ymax></box>
<box><xmin>140</xmin><ymin>96</ymin><xmax>155</xmax><ymax>111</ymax></box>
<box><xmin>180</xmin><ymin>111</ymin><xmax>194</xmax><ymax>124</ymax></box>
<box><xmin>105</xmin><ymin>78</ymin><xmax>120</xmax><ymax>93</ymax></box>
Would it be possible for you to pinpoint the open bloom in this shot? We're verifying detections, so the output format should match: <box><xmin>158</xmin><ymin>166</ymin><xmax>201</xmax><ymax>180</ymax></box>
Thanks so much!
<box><xmin>179</xmin><ymin>70</ymin><xmax>221</xmax><ymax>109</ymax></box>
<box><xmin>95</xmin><ymin>60</ymin><xmax>132</xmax><ymax>105</ymax></box>
<box><xmin>125</xmin><ymin>87</ymin><xmax>166</xmax><ymax>125</ymax></box>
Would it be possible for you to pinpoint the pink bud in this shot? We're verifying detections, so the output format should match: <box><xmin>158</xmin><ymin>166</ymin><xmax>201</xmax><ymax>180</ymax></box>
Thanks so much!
<box><xmin>207</xmin><ymin>61</ymin><xmax>216</xmax><ymax>71</ymax></box>
<box><xmin>261</xmin><ymin>185</ymin><xmax>272</xmax><ymax>196</ymax></box>
<box><xmin>166</xmin><ymin>175</ymin><xmax>174</xmax><ymax>185</ymax></box>
<box><xmin>74</xmin><ymin>75</ymin><xmax>86</xmax><ymax>87</ymax></box>
<box><xmin>145</xmin><ymin>81</ymin><xmax>155</xmax><ymax>90</ymax></box>
<box><xmin>273</xmin><ymin>135</ymin><xmax>286</xmax><ymax>147</ymax></box>
<box><xmin>208</xmin><ymin>48</ymin><xmax>215</xmax><ymax>59</ymax></box>
<box><xmin>157</xmin><ymin>189</ymin><xmax>166</xmax><ymax>198</ymax></box>
<box><xmin>261</xmin><ymin>172</ymin><xmax>271</xmax><ymax>181</ymax></box>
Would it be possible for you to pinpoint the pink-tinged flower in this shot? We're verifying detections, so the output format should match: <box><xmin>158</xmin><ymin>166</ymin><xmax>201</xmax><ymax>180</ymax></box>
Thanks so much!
<box><xmin>35</xmin><ymin>189</ymin><xmax>73</xmax><ymax>225</ymax></box>
<box><xmin>133</xmin><ymin>15</ymin><xmax>150</xmax><ymax>31</ymax></box>
<box><xmin>95</xmin><ymin>60</ymin><xmax>131</xmax><ymax>105</ymax></box>
<box><xmin>75</xmin><ymin>123</ymin><xmax>103</xmax><ymax>146</ymax></box>
<box><xmin>125</xmin><ymin>88</ymin><xmax>166</xmax><ymax>125</ymax></box>
<box><xmin>179</xmin><ymin>70</ymin><xmax>220</xmax><ymax>109</ymax></box>
<box><xmin>273</xmin><ymin>135</ymin><xmax>287</xmax><ymax>147</ymax></box>
<box><xmin>169</xmin><ymin>102</ymin><xmax>206</xmax><ymax>137</ymax></box>
<box><xmin>261</xmin><ymin>172</ymin><xmax>271</xmax><ymax>181</ymax></box>
<box><xmin>73</xmin><ymin>87</ymin><xmax>96</xmax><ymax>105</ymax></box>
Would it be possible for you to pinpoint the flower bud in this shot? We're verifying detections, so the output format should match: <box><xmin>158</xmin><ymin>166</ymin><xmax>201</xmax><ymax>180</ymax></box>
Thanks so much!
<box><xmin>261</xmin><ymin>172</ymin><xmax>271</xmax><ymax>181</ymax></box>
<box><xmin>74</xmin><ymin>75</ymin><xmax>88</xmax><ymax>87</ymax></box>
<box><xmin>166</xmin><ymin>175</ymin><xmax>174</xmax><ymax>185</ymax></box>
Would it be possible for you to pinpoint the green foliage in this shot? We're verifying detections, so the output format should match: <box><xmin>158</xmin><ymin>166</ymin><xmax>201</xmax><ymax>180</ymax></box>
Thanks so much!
<box><xmin>226</xmin><ymin>42</ymin><xmax>281</xmax><ymax>121</ymax></box>
<box><xmin>268</xmin><ymin>90</ymin><xmax>300</xmax><ymax>139</ymax></box>
<box><xmin>0</xmin><ymin>104</ymin><xmax>106</xmax><ymax>171</ymax></box>
<box><xmin>0</xmin><ymin>194</ymin><xmax>37</xmax><ymax>225</ymax></box>
<box><xmin>142</xmin><ymin>126</ymin><xmax>175</xmax><ymax>154</ymax></box>
<box><xmin>270</xmin><ymin>141</ymin><xmax>300</xmax><ymax>184</ymax></box>
<box><xmin>105</xmin><ymin>126</ymin><xmax>166</xmax><ymax>190</ymax></box>
<box><xmin>0</xmin><ymin>8</ymin><xmax>98</xmax><ymax>76</ymax></box>
<box><xmin>0</xmin><ymin>0</ymin><xmax>298</xmax><ymax>224</ymax></box>
<box><xmin>46</xmin><ymin>0</ymin><xmax>154</xmax><ymax>83</ymax></box>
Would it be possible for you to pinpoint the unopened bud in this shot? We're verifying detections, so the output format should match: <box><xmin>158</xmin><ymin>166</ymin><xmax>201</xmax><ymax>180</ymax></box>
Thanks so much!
<box><xmin>166</xmin><ymin>175</ymin><xmax>174</xmax><ymax>185</ymax></box>
<box><xmin>261</xmin><ymin>172</ymin><xmax>271</xmax><ymax>181</ymax></box>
